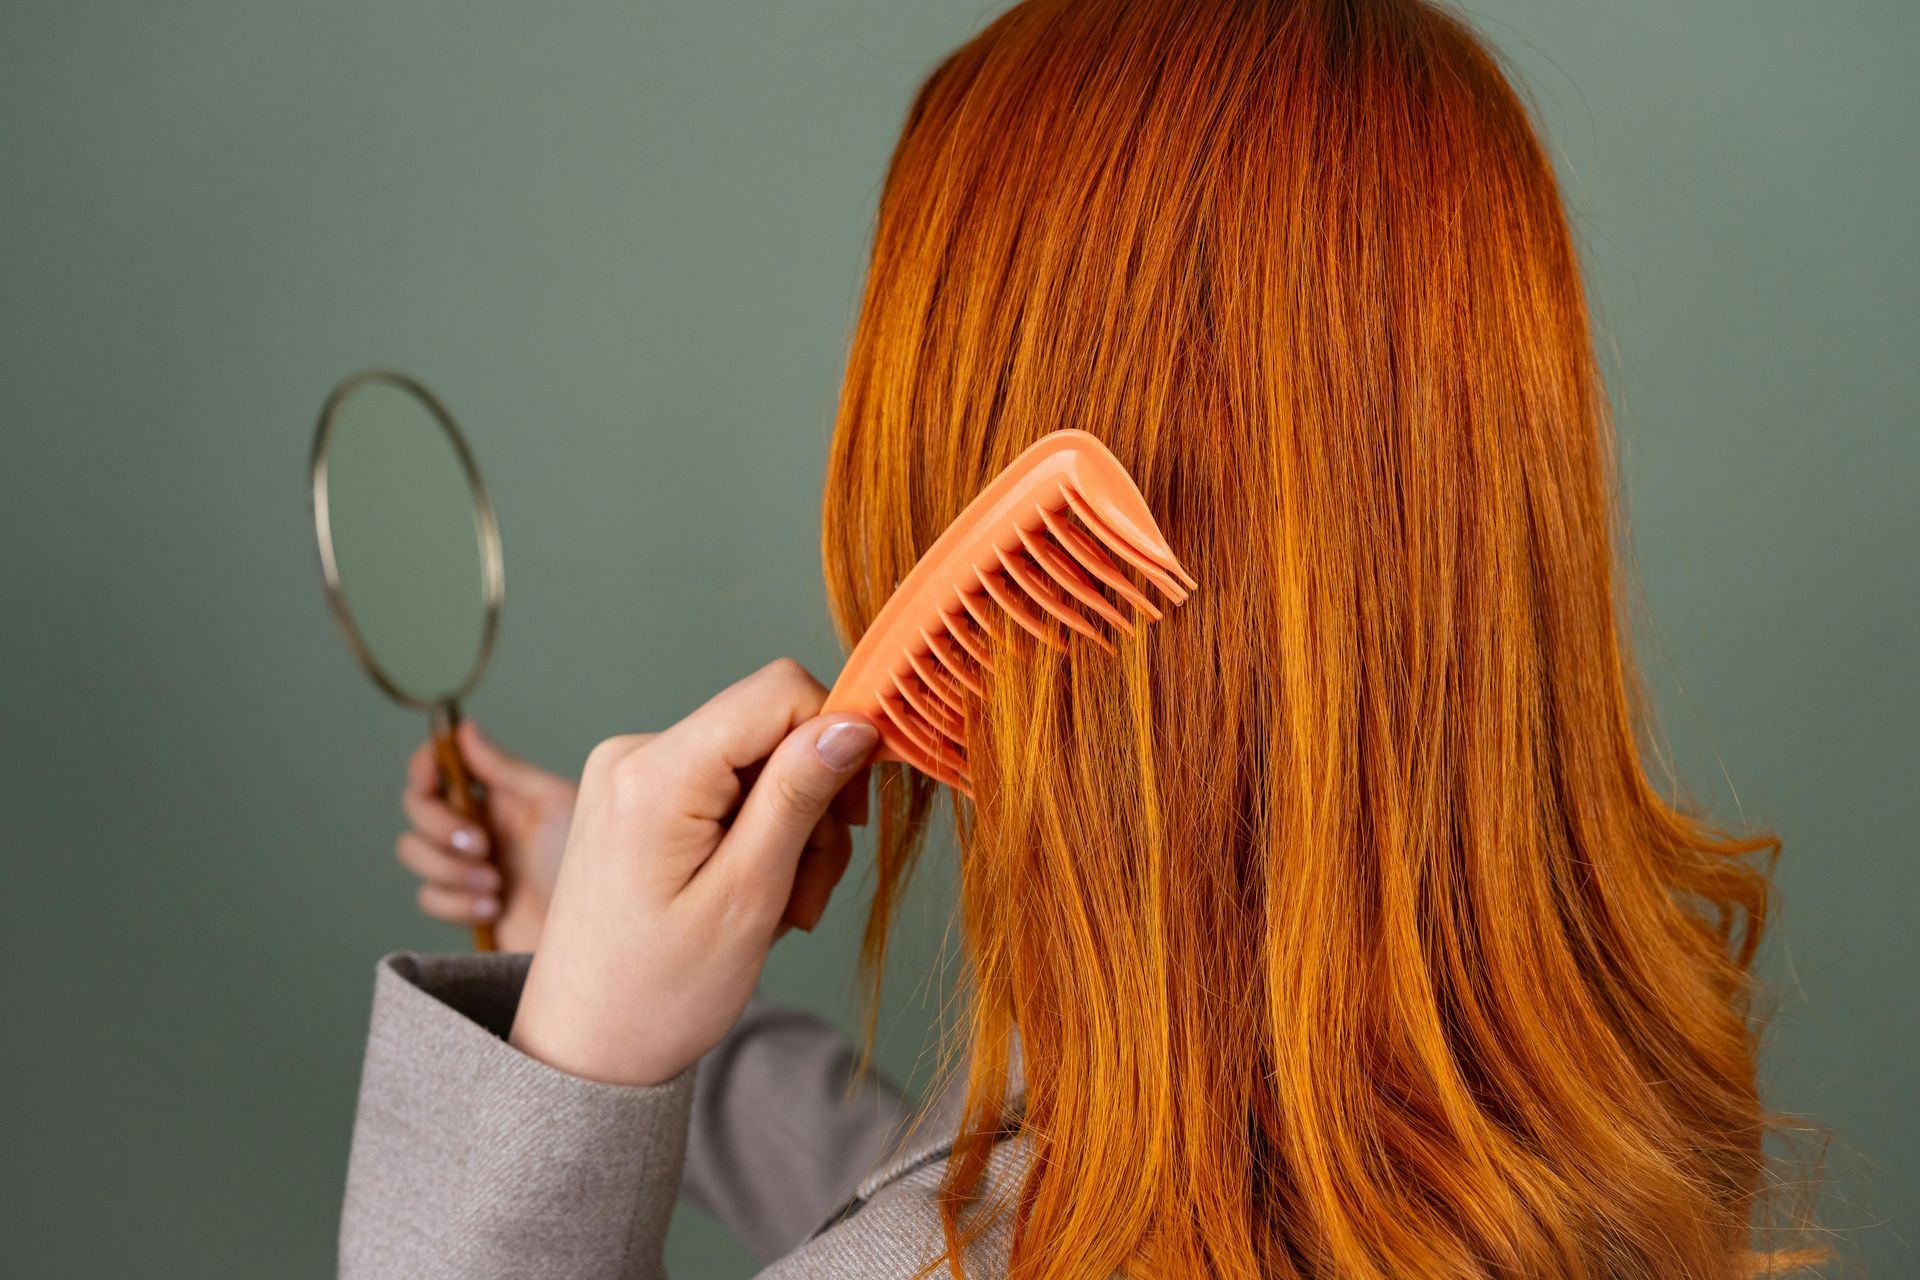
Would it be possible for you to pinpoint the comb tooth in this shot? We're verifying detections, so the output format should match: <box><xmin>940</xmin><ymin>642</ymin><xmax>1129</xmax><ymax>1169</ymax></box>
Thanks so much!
<box><xmin>1040</xmin><ymin>504</ymin><xmax>1162</xmax><ymax>621</ymax></box>
<box><xmin>1158</xmin><ymin>532</ymin><xmax>1200</xmax><ymax>591</ymax></box>
<box><xmin>872</xmin><ymin>697</ymin><xmax>933</xmax><ymax>773</ymax></box>
<box><xmin>936</xmin><ymin>748</ymin><xmax>972</xmax><ymax>782</ymax></box>
<box><xmin>1068</xmin><ymin>474</ymin><xmax>1198</xmax><ymax>590</ymax></box>
<box><xmin>926</xmin><ymin>756</ymin><xmax>974</xmax><ymax>798</ymax></box>
<box><xmin>876</xmin><ymin>693</ymin><xmax>948</xmax><ymax>766</ymax></box>
<box><xmin>996</xmin><ymin>546</ymin><xmax>1114</xmax><ymax>654</ymax></box>
<box><xmin>1063</xmin><ymin>484</ymin><xmax>1191</xmax><ymax>602</ymax></box>
<box><xmin>957</xmin><ymin>590</ymin><xmax>1014</xmax><ymax>662</ymax></box>
<box><xmin>907</xmin><ymin>638</ymin><xmax>973</xmax><ymax>712</ymax></box>
<box><xmin>886</xmin><ymin>694</ymin><xmax>970</xmax><ymax>780</ymax></box>
<box><xmin>1062</xmin><ymin>483</ymin><xmax>1189</xmax><ymax>603</ymax></box>
<box><xmin>977</xmin><ymin>564</ymin><xmax>1067</xmax><ymax>652</ymax></box>
<box><xmin>941</xmin><ymin>609</ymin><xmax>997</xmax><ymax>674</ymax></box>
<box><xmin>920</xmin><ymin>626</ymin><xmax>986</xmax><ymax>698</ymax></box>
<box><xmin>1018</xmin><ymin>523</ymin><xmax>1135</xmax><ymax>636</ymax></box>
<box><xmin>889</xmin><ymin>669</ymin><xmax>964</xmax><ymax>743</ymax></box>
<box><xmin>903</xmin><ymin>690</ymin><xmax>970</xmax><ymax>772</ymax></box>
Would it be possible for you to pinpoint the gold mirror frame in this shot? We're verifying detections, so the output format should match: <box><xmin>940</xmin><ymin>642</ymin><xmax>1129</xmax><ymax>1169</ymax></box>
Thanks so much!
<box><xmin>307</xmin><ymin>369</ymin><xmax>505</xmax><ymax>711</ymax></box>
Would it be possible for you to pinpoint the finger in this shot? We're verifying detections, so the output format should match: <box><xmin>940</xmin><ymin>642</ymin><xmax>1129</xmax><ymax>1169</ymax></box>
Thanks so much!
<box><xmin>829</xmin><ymin>763</ymin><xmax>871</xmax><ymax>826</ymax></box>
<box><xmin>457</xmin><ymin>720</ymin><xmax>550</xmax><ymax>792</ymax></box>
<box><xmin>402</xmin><ymin>788</ymin><xmax>489</xmax><ymax>858</ymax></box>
<box><xmin>780</xmin><ymin>815</ymin><xmax>842</xmax><ymax>928</ymax></box>
<box><xmin>784</xmin><ymin>818</ymin><xmax>854</xmax><ymax>932</ymax></box>
<box><xmin>406</xmin><ymin>740</ymin><xmax>440</xmax><ymax>796</ymax></box>
<box><xmin>418</xmin><ymin>882</ymin><xmax>500</xmax><ymax>926</ymax></box>
<box><xmin>695</xmin><ymin>714</ymin><xmax>877</xmax><ymax>930</ymax></box>
<box><xmin>397</xmin><ymin>832</ymin><xmax>500</xmax><ymax>894</ymax></box>
<box><xmin>659</xmin><ymin>660</ymin><xmax>832</xmax><ymax>811</ymax></box>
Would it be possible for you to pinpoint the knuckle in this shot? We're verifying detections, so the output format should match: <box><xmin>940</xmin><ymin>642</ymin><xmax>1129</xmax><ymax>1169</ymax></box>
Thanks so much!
<box><xmin>761</xmin><ymin>656</ymin><xmax>817</xmax><ymax>692</ymax></box>
<box><xmin>584</xmin><ymin>734</ymin><xmax>639</xmax><ymax>780</ymax></box>
<box><xmin>772</xmin><ymin>768</ymin><xmax>827</xmax><ymax>817</ymax></box>
<box><xmin>609</xmin><ymin>744</ymin><xmax>669</xmax><ymax>807</ymax></box>
<box><xmin>617</xmin><ymin>739</ymin><xmax>665</xmax><ymax>779</ymax></box>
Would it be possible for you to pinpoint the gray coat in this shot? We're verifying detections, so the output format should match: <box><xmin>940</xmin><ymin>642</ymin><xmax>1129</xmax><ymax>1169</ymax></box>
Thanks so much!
<box><xmin>338</xmin><ymin>953</ymin><xmax>1030</xmax><ymax>1278</ymax></box>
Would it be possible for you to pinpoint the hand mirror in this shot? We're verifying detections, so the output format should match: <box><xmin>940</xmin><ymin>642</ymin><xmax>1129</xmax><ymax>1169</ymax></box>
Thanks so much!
<box><xmin>309</xmin><ymin>370</ymin><xmax>506</xmax><ymax>950</ymax></box>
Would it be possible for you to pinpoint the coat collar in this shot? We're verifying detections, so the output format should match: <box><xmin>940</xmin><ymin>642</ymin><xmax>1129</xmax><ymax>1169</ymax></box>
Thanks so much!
<box><xmin>813</xmin><ymin>1032</ymin><xmax>1027</xmax><ymax>1235</ymax></box>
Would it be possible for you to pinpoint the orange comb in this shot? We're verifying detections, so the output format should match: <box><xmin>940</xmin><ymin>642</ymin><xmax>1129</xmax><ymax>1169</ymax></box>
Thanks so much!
<box><xmin>822</xmin><ymin>430</ymin><xmax>1196</xmax><ymax>796</ymax></box>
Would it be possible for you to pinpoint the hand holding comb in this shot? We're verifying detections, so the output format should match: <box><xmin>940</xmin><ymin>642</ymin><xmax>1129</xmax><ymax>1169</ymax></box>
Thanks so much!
<box><xmin>821</xmin><ymin>430</ymin><xmax>1197</xmax><ymax>796</ymax></box>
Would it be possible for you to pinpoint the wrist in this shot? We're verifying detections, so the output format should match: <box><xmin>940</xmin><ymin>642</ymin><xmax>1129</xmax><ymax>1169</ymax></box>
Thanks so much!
<box><xmin>508</xmin><ymin>954</ymin><xmax>685</xmax><ymax>1087</ymax></box>
<box><xmin>493</xmin><ymin>901</ymin><xmax>547</xmax><ymax>953</ymax></box>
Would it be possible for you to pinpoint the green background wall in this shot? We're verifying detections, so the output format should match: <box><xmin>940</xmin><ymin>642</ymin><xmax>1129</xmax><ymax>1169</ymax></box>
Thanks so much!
<box><xmin>1</xmin><ymin>2</ymin><xmax>1912</xmax><ymax>1274</ymax></box>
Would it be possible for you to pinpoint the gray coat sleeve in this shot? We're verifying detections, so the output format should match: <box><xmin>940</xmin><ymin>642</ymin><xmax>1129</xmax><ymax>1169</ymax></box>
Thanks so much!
<box><xmin>337</xmin><ymin>952</ymin><xmax>918</xmax><ymax>1278</ymax></box>
<box><xmin>338</xmin><ymin>952</ymin><xmax>694</xmax><ymax>1280</ymax></box>
<box><xmin>682</xmin><ymin>997</ymin><xmax>913</xmax><ymax>1262</ymax></box>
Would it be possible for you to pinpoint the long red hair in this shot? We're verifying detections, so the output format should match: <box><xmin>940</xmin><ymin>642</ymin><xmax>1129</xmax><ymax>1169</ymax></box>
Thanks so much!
<box><xmin>823</xmin><ymin>1</ymin><xmax>1812</xmax><ymax>1275</ymax></box>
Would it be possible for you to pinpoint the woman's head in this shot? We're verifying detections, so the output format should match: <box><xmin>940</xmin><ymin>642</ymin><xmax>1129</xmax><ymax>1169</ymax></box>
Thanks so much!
<box><xmin>824</xmin><ymin>1</ymin><xmax>1803</xmax><ymax>1275</ymax></box>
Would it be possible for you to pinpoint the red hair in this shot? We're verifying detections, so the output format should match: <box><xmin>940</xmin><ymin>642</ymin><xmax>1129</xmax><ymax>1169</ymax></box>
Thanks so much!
<box><xmin>823</xmin><ymin>1</ymin><xmax>1817</xmax><ymax>1275</ymax></box>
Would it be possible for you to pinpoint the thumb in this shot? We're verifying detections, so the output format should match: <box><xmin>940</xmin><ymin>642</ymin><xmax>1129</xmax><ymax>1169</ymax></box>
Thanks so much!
<box><xmin>701</xmin><ymin>715</ymin><xmax>877</xmax><ymax>915</ymax></box>
<box><xmin>457</xmin><ymin>719</ymin><xmax>544</xmax><ymax>791</ymax></box>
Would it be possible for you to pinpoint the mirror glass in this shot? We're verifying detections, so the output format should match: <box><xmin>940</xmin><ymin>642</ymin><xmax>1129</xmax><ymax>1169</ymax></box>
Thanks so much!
<box><xmin>319</xmin><ymin>377</ymin><xmax>493</xmax><ymax>703</ymax></box>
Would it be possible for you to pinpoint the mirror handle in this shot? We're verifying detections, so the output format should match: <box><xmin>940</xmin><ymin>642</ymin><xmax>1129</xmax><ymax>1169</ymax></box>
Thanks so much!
<box><xmin>431</xmin><ymin>702</ymin><xmax>500</xmax><ymax>952</ymax></box>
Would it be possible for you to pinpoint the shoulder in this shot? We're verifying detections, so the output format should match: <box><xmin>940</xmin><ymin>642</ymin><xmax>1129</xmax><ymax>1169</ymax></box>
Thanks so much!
<box><xmin>759</xmin><ymin>1131</ymin><xmax>1033</xmax><ymax>1279</ymax></box>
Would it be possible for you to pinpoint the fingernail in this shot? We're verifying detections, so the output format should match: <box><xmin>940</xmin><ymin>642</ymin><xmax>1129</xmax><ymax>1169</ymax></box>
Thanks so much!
<box><xmin>472</xmin><ymin>896</ymin><xmax>500</xmax><ymax>920</ymax></box>
<box><xmin>465</xmin><ymin>866</ymin><xmax>500</xmax><ymax>893</ymax></box>
<box><xmin>815</xmin><ymin>721</ymin><xmax>879</xmax><ymax>770</ymax></box>
<box><xmin>450</xmin><ymin>827</ymin><xmax>484</xmax><ymax>855</ymax></box>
